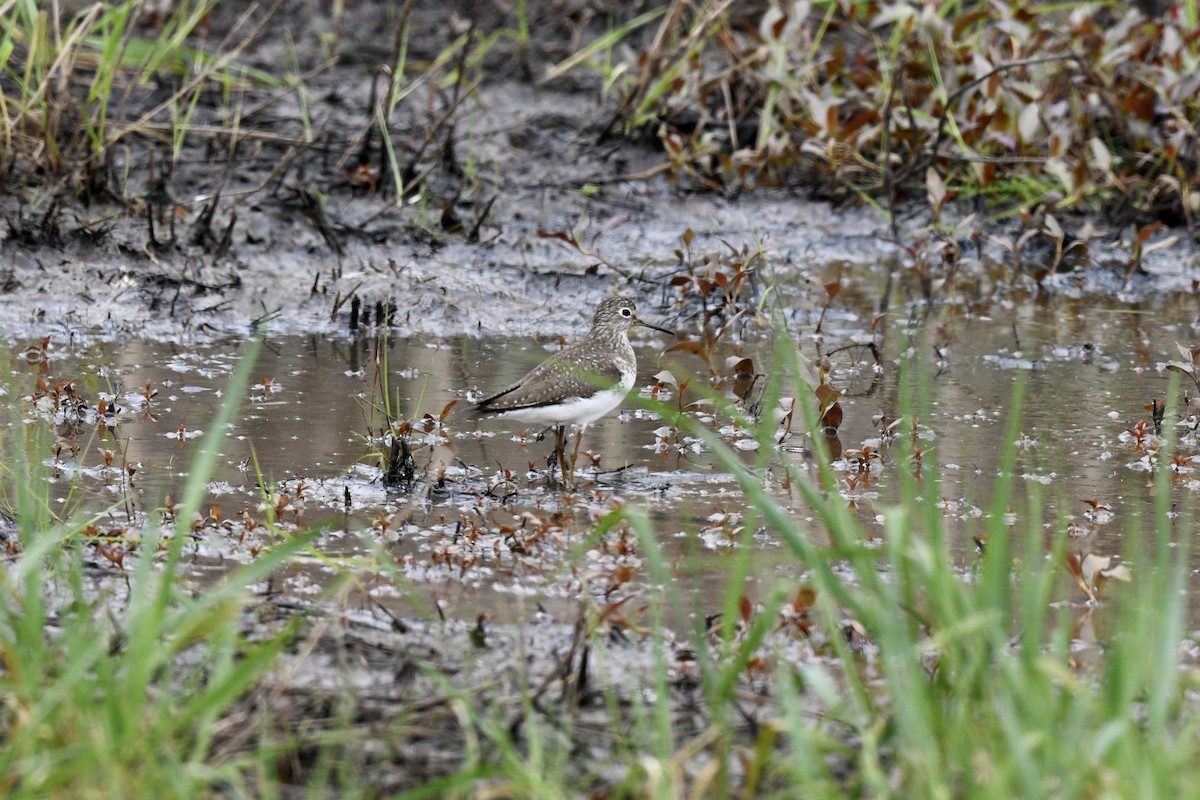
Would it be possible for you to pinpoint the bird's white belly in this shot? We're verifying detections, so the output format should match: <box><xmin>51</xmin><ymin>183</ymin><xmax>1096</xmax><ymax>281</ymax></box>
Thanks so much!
<box><xmin>496</xmin><ymin>380</ymin><xmax>632</xmax><ymax>429</ymax></box>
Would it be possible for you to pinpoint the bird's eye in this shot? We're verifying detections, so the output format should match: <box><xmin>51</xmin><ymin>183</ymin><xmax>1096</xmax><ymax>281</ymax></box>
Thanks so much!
<box><xmin>621</xmin><ymin>308</ymin><xmax>631</xmax><ymax>317</ymax></box>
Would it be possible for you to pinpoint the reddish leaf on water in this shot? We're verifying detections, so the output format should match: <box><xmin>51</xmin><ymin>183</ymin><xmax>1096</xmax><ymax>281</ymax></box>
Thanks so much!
<box><xmin>821</xmin><ymin>401</ymin><xmax>844</xmax><ymax>431</ymax></box>
<box><xmin>814</xmin><ymin>383</ymin><xmax>842</xmax><ymax>413</ymax></box>
<box><xmin>824</xmin><ymin>282</ymin><xmax>842</xmax><ymax>301</ymax></box>
<box><xmin>599</xmin><ymin>595</ymin><xmax>634</xmax><ymax>623</ymax></box>
<box><xmin>715</xmin><ymin>271</ymin><xmax>728</xmax><ymax>288</ymax></box>
<box><xmin>665</xmin><ymin>340</ymin><xmax>709</xmax><ymax>357</ymax></box>
<box><xmin>871</xmin><ymin>313</ymin><xmax>886</xmax><ymax>334</ymax></box>
<box><xmin>535</xmin><ymin>229</ymin><xmax>576</xmax><ymax>245</ymax></box>
<box><xmin>1136</xmin><ymin>221</ymin><xmax>1165</xmax><ymax>247</ymax></box>
<box><xmin>439</xmin><ymin>399</ymin><xmax>458</xmax><ymax>422</ymax></box>
<box><xmin>739</xmin><ymin>594</ymin><xmax>753</xmax><ymax>624</ymax></box>
<box><xmin>725</xmin><ymin>356</ymin><xmax>754</xmax><ymax>375</ymax></box>
<box><xmin>793</xmin><ymin>585</ymin><xmax>816</xmax><ymax>610</ymax></box>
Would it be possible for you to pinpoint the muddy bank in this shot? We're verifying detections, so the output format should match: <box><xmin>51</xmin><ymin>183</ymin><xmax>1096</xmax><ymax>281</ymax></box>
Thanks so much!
<box><xmin>2</xmin><ymin>2</ymin><xmax>1197</xmax><ymax>344</ymax></box>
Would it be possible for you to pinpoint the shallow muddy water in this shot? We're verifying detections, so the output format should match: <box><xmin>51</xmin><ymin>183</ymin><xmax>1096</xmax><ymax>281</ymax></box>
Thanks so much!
<box><xmin>8</xmin><ymin>289</ymin><xmax>1200</xmax><ymax>629</ymax></box>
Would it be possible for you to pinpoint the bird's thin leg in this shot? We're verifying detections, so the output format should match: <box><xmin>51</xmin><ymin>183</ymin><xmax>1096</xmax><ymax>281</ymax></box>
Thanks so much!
<box><xmin>569</xmin><ymin>423</ymin><xmax>588</xmax><ymax>483</ymax></box>
<box><xmin>555</xmin><ymin>425</ymin><xmax>568</xmax><ymax>485</ymax></box>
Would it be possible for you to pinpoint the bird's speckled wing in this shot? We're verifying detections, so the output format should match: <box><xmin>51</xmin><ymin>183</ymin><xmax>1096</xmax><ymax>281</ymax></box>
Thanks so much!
<box><xmin>472</xmin><ymin>345</ymin><xmax>624</xmax><ymax>414</ymax></box>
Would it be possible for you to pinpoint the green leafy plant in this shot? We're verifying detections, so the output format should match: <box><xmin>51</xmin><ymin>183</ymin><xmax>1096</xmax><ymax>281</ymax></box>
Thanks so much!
<box><xmin>563</xmin><ymin>1</ymin><xmax>1200</xmax><ymax>225</ymax></box>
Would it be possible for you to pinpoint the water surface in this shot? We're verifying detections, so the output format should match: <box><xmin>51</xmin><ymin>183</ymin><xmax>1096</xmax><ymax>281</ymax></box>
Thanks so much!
<box><xmin>7</xmin><ymin>293</ymin><xmax>1199</xmax><ymax>627</ymax></box>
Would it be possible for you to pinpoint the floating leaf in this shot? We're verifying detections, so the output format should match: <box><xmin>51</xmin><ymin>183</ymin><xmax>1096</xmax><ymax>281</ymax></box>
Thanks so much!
<box><xmin>814</xmin><ymin>383</ymin><xmax>842</xmax><ymax>413</ymax></box>
<box><xmin>536</xmin><ymin>229</ymin><xmax>576</xmax><ymax>246</ymax></box>
<box><xmin>821</xmin><ymin>402</ymin><xmax>844</xmax><ymax>431</ymax></box>
<box><xmin>725</xmin><ymin>356</ymin><xmax>754</xmax><ymax>374</ymax></box>
<box><xmin>652</xmin><ymin>370</ymin><xmax>679</xmax><ymax>390</ymax></box>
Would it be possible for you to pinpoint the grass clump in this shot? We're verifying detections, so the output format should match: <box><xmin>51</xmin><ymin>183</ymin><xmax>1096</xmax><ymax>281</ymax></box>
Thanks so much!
<box><xmin>0</xmin><ymin>0</ymin><xmax>278</xmax><ymax>199</ymax></box>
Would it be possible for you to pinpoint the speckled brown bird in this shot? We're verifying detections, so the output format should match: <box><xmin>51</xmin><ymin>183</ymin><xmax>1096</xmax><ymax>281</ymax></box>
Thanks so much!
<box><xmin>472</xmin><ymin>296</ymin><xmax>673</xmax><ymax>483</ymax></box>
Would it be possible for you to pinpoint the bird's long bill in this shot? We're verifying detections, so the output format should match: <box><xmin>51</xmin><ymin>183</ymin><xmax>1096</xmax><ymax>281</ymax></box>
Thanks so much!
<box><xmin>636</xmin><ymin>317</ymin><xmax>675</xmax><ymax>336</ymax></box>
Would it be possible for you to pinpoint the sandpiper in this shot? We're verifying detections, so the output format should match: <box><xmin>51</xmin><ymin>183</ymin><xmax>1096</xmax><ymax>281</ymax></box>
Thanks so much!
<box><xmin>472</xmin><ymin>296</ymin><xmax>674</xmax><ymax>484</ymax></box>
